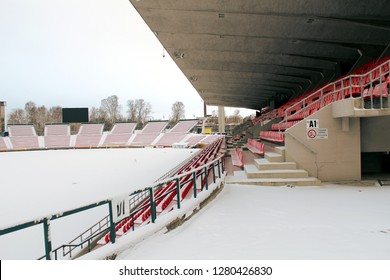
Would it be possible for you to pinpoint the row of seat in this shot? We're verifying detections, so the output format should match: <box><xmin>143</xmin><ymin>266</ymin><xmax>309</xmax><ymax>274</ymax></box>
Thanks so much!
<box><xmin>245</xmin><ymin>138</ymin><xmax>265</xmax><ymax>155</ymax></box>
<box><xmin>98</xmin><ymin>137</ymin><xmax>224</xmax><ymax>245</ymax></box>
<box><xmin>231</xmin><ymin>147</ymin><xmax>244</xmax><ymax>168</ymax></box>
<box><xmin>254</xmin><ymin>57</ymin><xmax>390</xmax><ymax>143</ymax></box>
<box><xmin>0</xmin><ymin>132</ymin><xmax>219</xmax><ymax>151</ymax></box>
<box><xmin>8</xmin><ymin>120</ymin><xmax>197</xmax><ymax>137</ymax></box>
<box><xmin>259</xmin><ymin>131</ymin><xmax>285</xmax><ymax>143</ymax></box>
<box><xmin>271</xmin><ymin>121</ymin><xmax>299</xmax><ymax>131</ymax></box>
<box><xmin>254</xmin><ymin>57</ymin><xmax>390</xmax><ymax>124</ymax></box>
<box><xmin>0</xmin><ymin>120</ymin><xmax>202</xmax><ymax>150</ymax></box>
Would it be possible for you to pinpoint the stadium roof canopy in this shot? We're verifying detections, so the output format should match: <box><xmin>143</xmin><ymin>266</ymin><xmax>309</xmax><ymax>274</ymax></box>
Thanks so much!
<box><xmin>129</xmin><ymin>0</ymin><xmax>390</xmax><ymax>110</ymax></box>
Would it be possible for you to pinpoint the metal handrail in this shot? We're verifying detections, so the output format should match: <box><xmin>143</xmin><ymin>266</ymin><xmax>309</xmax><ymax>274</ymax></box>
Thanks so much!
<box><xmin>0</xmin><ymin>138</ymin><xmax>225</xmax><ymax>260</ymax></box>
<box><xmin>258</xmin><ymin>58</ymin><xmax>390</xmax><ymax>126</ymax></box>
<box><xmin>281</xmin><ymin>59</ymin><xmax>390</xmax><ymax>129</ymax></box>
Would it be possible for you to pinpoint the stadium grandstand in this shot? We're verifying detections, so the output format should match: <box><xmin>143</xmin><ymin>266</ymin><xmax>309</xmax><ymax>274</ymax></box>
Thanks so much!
<box><xmin>1</xmin><ymin>0</ymin><xmax>390</xmax><ymax>261</ymax></box>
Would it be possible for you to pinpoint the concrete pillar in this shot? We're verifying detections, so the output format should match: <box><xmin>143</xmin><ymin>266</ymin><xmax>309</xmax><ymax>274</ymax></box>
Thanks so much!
<box><xmin>342</xmin><ymin>117</ymin><xmax>350</xmax><ymax>132</ymax></box>
<box><xmin>218</xmin><ymin>106</ymin><xmax>225</xmax><ymax>133</ymax></box>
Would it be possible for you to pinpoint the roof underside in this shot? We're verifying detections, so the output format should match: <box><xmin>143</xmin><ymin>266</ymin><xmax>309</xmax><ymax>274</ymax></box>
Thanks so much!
<box><xmin>129</xmin><ymin>0</ymin><xmax>390</xmax><ymax>110</ymax></box>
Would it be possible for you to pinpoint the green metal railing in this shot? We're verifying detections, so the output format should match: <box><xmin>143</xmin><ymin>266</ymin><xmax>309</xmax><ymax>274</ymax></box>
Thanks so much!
<box><xmin>0</xmin><ymin>148</ymin><xmax>225</xmax><ymax>260</ymax></box>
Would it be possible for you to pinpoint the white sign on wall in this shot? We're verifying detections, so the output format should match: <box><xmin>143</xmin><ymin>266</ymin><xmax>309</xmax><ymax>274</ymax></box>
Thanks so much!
<box><xmin>306</xmin><ymin>119</ymin><xmax>319</xmax><ymax>129</ymax></box>
<box><xmin>112</xmin><ymin>195</ymin><xmax>130</xmax><ymax>223</ymax></box>
<box><xmin>306</xmin><ymin>119</ymin><xmax>328</xmax><ymax>139</ymax></box>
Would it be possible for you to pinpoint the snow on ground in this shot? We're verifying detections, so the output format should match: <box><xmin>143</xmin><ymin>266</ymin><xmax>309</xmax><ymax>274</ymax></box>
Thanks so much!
<box><xmin>2</xmin><ymin>148</ymin><xmax>390</xmax><ymax>260</ymax></box>
<box><xmin>0</xmin><ymin>148</ymin><xmax>198</xmax><ymax>259</ymax></box>
<box><xmin>118</xmin><ymin>183</ymin><xmax>390</xmax><ymax>260</ymax></box>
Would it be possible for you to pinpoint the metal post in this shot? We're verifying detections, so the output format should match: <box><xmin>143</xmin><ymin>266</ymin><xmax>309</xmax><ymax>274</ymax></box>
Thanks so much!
<box><xmin>212</xmin><ymin>162</ymin><xmax>216</xmax><ymax>183</ymax></box>
<box><xmin>370</xmin><ymin>71</ymin><xmax>373</xmax><ymax>109</ymax></box>
<box><xmin>193</xmin><ymin>172</ymin><xmax>197</xmax><ymax>198</ymax></box>
<box><xmin>43</xmin><ymin>218</ymin><xmax>52</xmax><ymax>260</ymax></box>
<box><xmin>349</xmin><ymin>76</ymin><xmax>352</xmax><ymax>98</ymax></box>
<box><xmin>108</xmin><ymin>201</ymin><xmax>116</xmax><ymax>244</ymax></box>
<box><xmin>218</xmin><ymin>159</ymin><xmax>221</xmax><ymax>178</ymax></box>
<box><xmin>360</xmin><ymin>76</ymin><xmax>364</xmax><ymax>109</ymax></box>
<box><xmin>175</xmin><ymin>178</ymin><xmax>181</xmax><ymax>209</ymax></box>
<box><xmin>379</xmin><ymin>66</ymin><xmax>383</xmax><ymax>109</ymax></box>
<box><xmin>149</xmin><ymin>188</ymin><xmax>156</xmax><ymax>223</ymax></box>
<box><xmin>204</xmin><ymin>166</ymin><xmax>209</xmax><ymax>190</ymax></box>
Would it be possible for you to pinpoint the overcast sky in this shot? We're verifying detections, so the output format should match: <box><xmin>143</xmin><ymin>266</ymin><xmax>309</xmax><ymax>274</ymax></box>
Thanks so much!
<box><xmin>0</xmin><ymin>0</ymin><xmax>254</xmax><ymax>120</ymax></box>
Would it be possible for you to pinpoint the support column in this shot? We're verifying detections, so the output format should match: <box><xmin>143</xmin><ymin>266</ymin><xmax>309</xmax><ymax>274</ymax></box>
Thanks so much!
<box><xmin>218</xmin><ymin>106</ymin><xmax>225</xmax><ymax>133</ymax></box>
<box><xmin>342</xmin><ymin>117</ymin><xmax>350</xmax><ymax>132</ymax></box>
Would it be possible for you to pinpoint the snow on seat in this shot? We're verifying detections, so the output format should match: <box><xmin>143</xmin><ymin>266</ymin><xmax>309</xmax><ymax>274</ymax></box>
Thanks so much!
<box><xmin>44</xmin><ymin>135</ymin><xmax>71</xmax><ymax>148</ymax></box>
<box><xmin>44</xmin><ymin>124</ymin><xmax>70</xmax><ymax>136</ymax></box>
<box><xmin>74</xmin><ymin>123</ymin><xmax>104</xmax><ymax>147</ymax></box>
<box><xmin>0</xmin><ymin>137</ymin><xmax>8</xmax><ymax>150</ymax></box>
<box><xmin>141</xmin><ymin>121</ymin><xmax>167</xmax><ymax>134</ymax></box>
<box><xmin>103</xmin><ymin>134</ymin><xmax>132</xmax><ymax>146</ymax></box>
<box><xmin>168</xmin><ymin>120</ymin><xmax>198</xmax><ymax>133</ymax></box>
<box><xmin>102</xmin><ymin>123</ymin><xmax>136</xmax><ymax>146</ymax></box>
<box><xmin>185</xmin><ymin>134</ymin><xmax>207</xmax><ymax>147</ymax></box>
<box><xmin>110</xmin><ymin>123</ymin><xmax>136</xmax><ymax>134</ymax></box>
<box><xmin>155</xmin><ymin>133</ymin><xmax>187</xmax><ymax>147</ymax></box>
<box><xmin>8</xmin><ymin>125</ymin><xmax>36</xmax><ymax>137</ymax></box>
<box><xmin>129</xmin><ymin>133</ymin><xmax>159</xmax><ymax>147</ymax></box>
<box><xmin>9</xmin><ymin>136</ymin><xmax>39</xmax><ymax>149</ymax></box>
<box><xmin>96</xmin><ymin>138</ymin><xmax>225</xmax><ymax>246</ymax></box>
<box><xmin>78</xmin><ymin>123</ymin><xmax>104</xmax><ymax>135</ymax></box>
<box><xmin>200</xmin><ymin>135</ymin><xmax>222</xmax><ymax>144</ymax></box>
<box><xmin>44</xmin><ymin>124</ymin><xmax>71</xmax><ymax>148</ymax></box>
<box><xmin>74</xmin><ymin>134</ymin><xmax>102</xmax><ymax>147</ymax></box>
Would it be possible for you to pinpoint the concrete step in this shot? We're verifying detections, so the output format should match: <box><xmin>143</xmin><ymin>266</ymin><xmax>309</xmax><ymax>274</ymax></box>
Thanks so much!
<box><xmin>226</xmin><ymin>171</ymin><xmax>321</xmax><ymax>186</ymax></box>
<box><xmin>274</xmin><ymin>146</ymin><xmax>285</xmax><ymax>157</ymax></box>
<box><xmin>254</xmin><ymin>158</ymin><xmax>297</xmax><ymax>170</ymax></box>
<box><xmin>265</xmin><ymin>152</ymin><xmax>284</xmax><ymax>162</ymax></box>
<box><xmin>244</xmin><ymin>165</ymin><xmax>308</xmax><ymax>178</ymax></box>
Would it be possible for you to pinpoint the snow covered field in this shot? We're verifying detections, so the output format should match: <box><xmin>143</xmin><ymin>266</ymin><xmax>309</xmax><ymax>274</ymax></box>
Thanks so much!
<box><xmin>1</xmin><ymin>148</ymin><xmax>390</xmax><ymax>260</ymax></box>
<box><xmin>0</xmin><ymin>148</ymin><xmax>198</xmax><ymax>259</ymax></box>
<box><xmin>118</xmin><ymin>183</ymin><xmax>390</xmax><ymax>260</ymax></box>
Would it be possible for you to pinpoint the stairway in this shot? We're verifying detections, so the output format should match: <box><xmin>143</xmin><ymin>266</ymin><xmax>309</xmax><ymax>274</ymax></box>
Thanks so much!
<box><xmin>226</xmin><ymin>146</ymin><xmax>321</xmax><ymax>186</ymax></box>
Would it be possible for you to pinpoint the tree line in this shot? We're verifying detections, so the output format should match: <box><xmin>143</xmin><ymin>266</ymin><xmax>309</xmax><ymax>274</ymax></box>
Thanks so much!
<box><xmin>7</xmin><ymin>95</ymin><xmax>186</xmax><ymax>135</ymax></box>
<box><xmin>7</xmin><ymin>95</ymin><xmax>245</xmax><ymax>136</ymax></box>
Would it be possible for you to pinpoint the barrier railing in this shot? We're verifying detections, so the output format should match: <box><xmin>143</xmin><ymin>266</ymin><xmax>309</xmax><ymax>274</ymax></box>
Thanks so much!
<box><xmin>257</xmin><ymin>58</ymin><xmax>390</xmax><ymax>127</ymax></box>
<box><xmin>0</xmin><ymin>139</ymin><xmax>225</xmax><ymax>260</ymax></box>
<box><xmin>281</xmin><ymin>58</ymin><xmax>390</xmax><ymax>131</ymax></box>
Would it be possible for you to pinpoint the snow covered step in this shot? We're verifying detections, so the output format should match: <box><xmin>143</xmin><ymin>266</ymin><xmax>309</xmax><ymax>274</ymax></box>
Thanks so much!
<box><xmin>264</xmin><ymin>152</ymin><xmax>284</xmax><ymax>162</ymax></box>
<box><xmin>244</xmin><ymin>165</ymin><xmax>308</xmax><ymax>178</ymax></box>
<box><xmin>254</xmin><ymin>158</ymin><xmax>297</xmax><ymax>170</ymax></box>
<box><xmin>226</xmin><ymin>171</ymin><xmax>321</xmax><ymax>186</ymax></box>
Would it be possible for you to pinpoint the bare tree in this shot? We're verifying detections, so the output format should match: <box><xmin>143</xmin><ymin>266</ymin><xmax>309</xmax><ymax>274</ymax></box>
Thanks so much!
<box><xmin>89</xmin><ymin>106</ymin><xmax>107</xmax><ymax>124</ymax></box>
<box><xmin>8</xmin><ymin>109</ymin><xmax>26</xmax><ymax>124</ymax></box>
<box><xmin>100</xmin><ymin>95</ymin><xmax>122</xmax><ymax>124</ymax></box>
<box><xmin>47</xmin><ymin>106</ymin><xmax>62</xmax><ymax>123</ymax></box>
<box><xmin>126</xmin><ymin>100</ymin><xmax>137</xmax><ymax>122</ymax></box>
<box><xmin>127</xmin><ymin>99</ymin><xmax>152</xmax><ymax>128</ymax></box>
<box><xmin>24</xmin><ymin>101</ymin><xmax>37</xmax><ymax>124</ymax></box>
<box><xmin>169</xmin><ymin>101</ymin><xmax>185</xmax><ymax>127</ymax></box>
<box><xmin>35</xmin><ymin>105</ymin><xmax>48</xmax><ymax>135</ymax></box>
<box><xmin>226</xmin><ymin>109</ymin><xmax>243</xmax><ymax>124</ymax></box>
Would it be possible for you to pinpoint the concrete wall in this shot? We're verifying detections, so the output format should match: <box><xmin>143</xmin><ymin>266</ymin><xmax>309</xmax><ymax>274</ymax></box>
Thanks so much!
<box><xmin>285</xmin><ymin>104</ymin><xmax>361</xmax><ymax>181</ymax></box>
<box><xmin>361</xmin><ymin>116</ymin><xmax>390</xmax><ymax>152</ymax></box>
